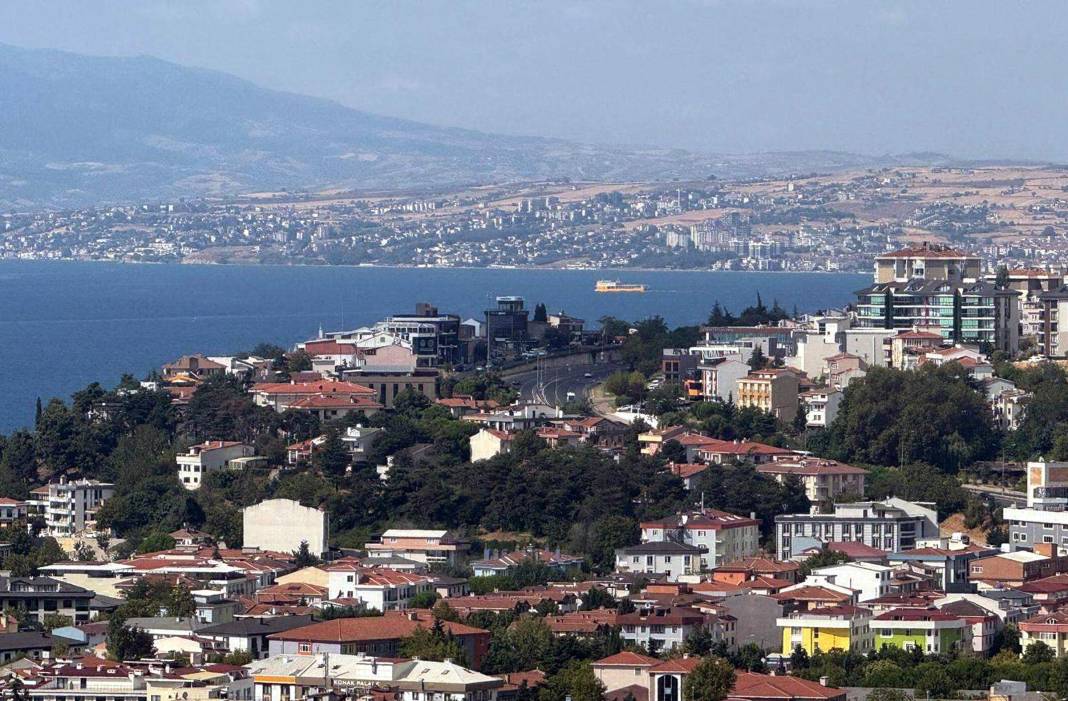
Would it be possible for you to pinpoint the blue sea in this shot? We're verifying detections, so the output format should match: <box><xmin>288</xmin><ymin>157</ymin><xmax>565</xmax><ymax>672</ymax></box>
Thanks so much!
<box><xmin>0</xmin><ymin>261</ymin><xmax>868</xmax><ymax>432</ymax></box>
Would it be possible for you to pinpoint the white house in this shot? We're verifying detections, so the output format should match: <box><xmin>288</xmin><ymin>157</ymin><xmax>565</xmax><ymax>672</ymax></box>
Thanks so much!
<box><xmin>639</xmin><ymin>509</ymin><xmax>761</xmax><ymax>570</ymax></box>
<box><xmin>468</xmin><ymin>428</ymin><xmax>513</xmax><ymax>462</ymax></box>
<box><xmin>324</xmin><ymin>562</ymin><xmax>434</xmax><ymax>611</ymax></box>
<box><xmin>800</xmin><ymin>388</ymin><xmax>843</xmax><ymax>428</ymax></box>
<box><xmin>614</xmin><ymin>541</ymin><xmax>704</xmax><ymax>580</ymax></box>
<box><xmin>242</xmin><ymin>499</ymin><xmax>329</xmax><ymax>557</ymax></box>
<box><xmin>809</xmin><ymin>562</ymin><xmax>893</xmax><ymax>602</ymax></box>
<box><xmin>177</xmin><ymin>441</ymin><xmax>255</xmax><ymax>490</ymax></box>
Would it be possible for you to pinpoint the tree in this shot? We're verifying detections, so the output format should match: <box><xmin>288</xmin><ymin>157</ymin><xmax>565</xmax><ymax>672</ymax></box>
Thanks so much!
<box><xmin>747</xmin><ymin>346</ymin><xmax>767</xmax><ymax>372</ymax></box>
<box><xmin>533</xmin><ymin>303</ymin><xmax>548</xmax><ymax>323</ymax></box>
<box><xmin>825</xmin><ymin>365</ymin><xmax>997</xmax><ymax>472</ymax></box>
<box><xmin>410</xmin><ymin>591</ymin><xmax>440</xmax><ymax>609</ymax></box>
<box><xmin>994</xmin><ymin>265</ymin><xmax>1010</xmax><ymax>290</ymax></box>
<box><xmin>867</xmin><ymin>690</ymin><xmax>912</xmax><ymax>701</ymax></box>
<box><xmin>790</xmin><ymin>645</ymin><xmax>810</xmax><ymax>670</ymax></box>
<box><xmin>313</xmin><ymin>429</ymin><xmax>350</xmax><ymax>478</ymax></box>
<box><xmin>538</xmin><ymin>661</ymin><xmax>605</xmax><ymax>701</ymax></box>
<box><xmin>683</xmin><ymin>656</ymin><xmax>735</xmax><ymax>701</ymax></box>
<box><xmin>293</xmin><ymin>540</ymin><xmax>320</xmax><ymax>568</ymax></box>
<box><xmin>137</xmin><ymin>531</ymin><xmax>176</xmax><ymax>554</ymax></box>
<box><xmin>399</xmin><ymin>622</ymin><xmax>468</xmax><ymax>666</ymax></box>
<box><xmin>1023</xmin><ymin>640</ymin><xmax>1055</xmax><ymax>664</ymax></box>
<box><xmin>107</xmin><ymin>617</ymin><xmax>154</xmax><ymax>661</ymax></box>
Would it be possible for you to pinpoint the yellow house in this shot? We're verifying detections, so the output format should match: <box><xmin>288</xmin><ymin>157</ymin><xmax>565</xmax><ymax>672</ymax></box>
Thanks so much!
<box><xmin>777</xmin><ymin>605</ymin><xmax>873</xmax><ymax>656</ymax></box>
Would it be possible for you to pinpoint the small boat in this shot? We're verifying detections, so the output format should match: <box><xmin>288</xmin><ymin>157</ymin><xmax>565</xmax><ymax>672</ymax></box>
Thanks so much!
<box><xmin>595</xmin><ymin>279</ymin><xmax>647</xmax><ymax>293</ymax></box>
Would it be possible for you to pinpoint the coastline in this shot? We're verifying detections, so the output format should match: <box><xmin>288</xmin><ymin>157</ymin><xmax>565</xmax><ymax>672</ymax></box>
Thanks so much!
<box><xmin>0</xmin><ymin>257</ymin><xmax>865</xmax><ymax>276</ymax></box>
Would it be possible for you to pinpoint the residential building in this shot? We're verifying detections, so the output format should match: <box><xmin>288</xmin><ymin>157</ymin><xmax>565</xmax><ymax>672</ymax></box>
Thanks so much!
<box><xmin>736</xmin><ymin>369</ymin><xmax>800</xmax><ymax>422</ymax></box>
<box><xmin>485</xmin><ymin>296</ymin><xmax>529</xmax><ymax>364</ymax></box>
<box><xmin>471</xmin><ymin>549</ymin><xmax>585</xmax><ymax>578</ymax></box>
<box><xmin>887</xmin><ymin>542</ymin><xmax>994</xmax><ymax>593</ymax></box>
<box><xmin>247</xmin><ymin>652</ymin><xmax>501</xmax><ymax>701</ymax></box>
<box><xmin>730</xmin><ymin>672</ymin><xmax>846</xmax><ymax>701</ymax></box>
<box><xmin>872</xmin><ymin>609</ymin><xmax>970</xmax><ymax>654</ymax></box>
<box><xmin>592</xmin><ymin>651</ymin><xmax>659</xmax><ymax>695</ymax></box>
<box><xmin>757</xmin><ymin>459</ymin><xmax>867</xmax><ymax>503</ymax></box>
<box><xmin>639</xmin><ymin>509</ymin><xmax>761</xmax><ymax>570</ymax></box>
<box><xmin>267</xmin><ymin>612</ymin><xmax>491</xmax><ymax>669</ymax></box>
<box><xmin>775</xmin><ymin>499</ymin><xmax>939</xmax><ymax>560</ymax></box>
<box><xmin>27</xmin><ymin>478</ymin><xmax>114</xmax><ymax>537</ymax></box>
<box><xmin>855</xmin><ymin>277</ymin><xmax>1018</xmax><ymax>354</ymax></box>
<box><xmin>776</xmin><ymin>605</ymin><xmax>874</xmax><ymax>655</ymax></box>
<box><xmin>1020</xmin><ymin>610</ymin><xmax>1068</xmax><ymax>658</ymax></box>
<box><xmin>341</xmin><ymin>368</ymin><xmax>439</xmax><ymax>408</ymax></box>
<box><xmin>661</xmin><ymin>349</ymin><xmax>700</xmax><ymax>385</ymax></box>
<box><xmin>469</xmin><ymin>428</ymin><xmax>513</xmax><ymax>462</ymax></box>
<box><xmin>873</xmin><ymin>243</ymin><xmax>982</xmax><ymax>285</ymax></box>
<box><xmin>250</xmin><ymin>380</ymin><xmax>378</xmax><ymax>412</ymax></box>
<box><xmin>616</xmin><ymin>607</ymin><xmax>710</xmax><ymax>653</ymax></box>
<box><xmin>162</xmin><ymin>354</ymin><xmax>226</xmax><ymax>381</ymax></box>
<box><xmin>365</xmin><ymin>529</ymin><xmax>470</xmax><ymax>565</ymax></box>
<box><xmin>242</xmin><ymin>499</ymin><xmax>329</xmax><ymax>557</ymax></box>
<box><xmin>697</xmin><ymin>356</ymin><xmax>750</xmax><ymax>401</ymax></box>
<box><xmin>823</xmin><ymin>353</ymin><xmax>868</xmax><ymax>389</ymax></box>
<box><xmin>177</xmin><ymin>441</ymin><xmax>255</xmax><ymax>491</ymax></box>
<box><xmin>0</xmin><ymin>498</ymin><xmax>25</xmax><ymax>526</ymax></box>
<box><xmin>968</xmin><ymin>545</ymin><xmax>1068</xmax><ymax>589</ymax></box>
<box><xmin>614</xmin><ymin>542</ymin><xmax>704</xmax><ymax>580</ymax></box>
<box><xmin>198</xmin><ymin>615</ymin><xmax>315</xmax><ymax>660</ymax></box>
<box><xmin>1004</xmin><ymin>461</ymin><xmax>1068</xmax><ymax>550</ymax></box>
<box><xmin>934</xmin><ymin>598</ymin><xmax>1001</xmax><ymax>654</ymax></box>
<box><xmin>799</xmin><ymin>389</ymin><xmax>842</xmax><ymax>428</ymax></box>
<box><xmin>324</xmin><ymin>562</ymin><xmax>434</xmax><ymax>611</ymax></box>
<box><xmin>808</xmin><ymin>562</ymin><xmax>893</xmax><ymax>602</ymax></box>
<box><xmin>0</xmin><ymin>575</ymin><xmax>94</xmax><ymax>624</ymax></box>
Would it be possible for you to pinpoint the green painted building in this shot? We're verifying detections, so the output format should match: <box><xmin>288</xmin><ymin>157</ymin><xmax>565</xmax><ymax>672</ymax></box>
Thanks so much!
<box><xmin>873</xmin><ymin>609</ymin><xmax>969</xmax><ymax>654</ymax></box>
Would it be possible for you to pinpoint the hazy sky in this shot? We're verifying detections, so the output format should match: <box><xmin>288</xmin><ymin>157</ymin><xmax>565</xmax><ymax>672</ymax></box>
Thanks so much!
<box><xmin>4</xmin><ymin>0</ymin><xmax>1068</xmax><ymax>160</ymax></box>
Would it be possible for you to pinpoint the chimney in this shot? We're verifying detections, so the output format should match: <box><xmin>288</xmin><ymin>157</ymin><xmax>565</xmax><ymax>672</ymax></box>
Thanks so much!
<box><xmin>820</xmin><ymin>676</ymin><xmax>829</xmax><ymax>687</ymax></box>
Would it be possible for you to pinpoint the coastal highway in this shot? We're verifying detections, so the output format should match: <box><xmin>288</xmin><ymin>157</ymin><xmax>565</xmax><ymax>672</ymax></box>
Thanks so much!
<box><xmin>509</xmin><ymin>361</ymin><xmax>621</xmax><ymax>408</ymax></box>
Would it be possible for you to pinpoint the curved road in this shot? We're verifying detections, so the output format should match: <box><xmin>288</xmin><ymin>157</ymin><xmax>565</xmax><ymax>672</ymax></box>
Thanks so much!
<box><xmin>509</xmin><ymin>361</ymin><xmax>620</xmax><ymax>408</ymax></box>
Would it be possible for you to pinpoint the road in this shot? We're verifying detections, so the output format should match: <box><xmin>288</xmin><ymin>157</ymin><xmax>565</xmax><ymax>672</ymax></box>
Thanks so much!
<box><xmin>962</xmin><ymin>483</ymin><xmax>1026</xmax><ymax>508</ymax></box>
<box><xmin>509</xmin><ymin>361</ymin><xmax>621</xmax><ymax>409</ymax></box>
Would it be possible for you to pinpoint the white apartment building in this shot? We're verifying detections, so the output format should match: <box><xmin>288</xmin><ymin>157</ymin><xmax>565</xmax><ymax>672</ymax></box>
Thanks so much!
<box><xmin>615</xmin><ymin>541</ymin><xmax>705</xmax><ymax>580</ymax></box>
<box><xmin>27</xmin><ymin>478</ymin><xmax>114</xmax><ymax>537</ymax></box>
<box><xmin>800</xmin><ymin>388</ymin><xmax>843</xmax><ymax>428</ymax></box>
<box><xmin>809</xmin><ymin>562</ymin><xmax>893</xmax><ymax>602</ymax></box>
<box><xmin>177</xmin><ymin>441</ymin><xmax>255</xmax><ymax>490</ymax></box>
<box><xmin>639</xmin><ymin>509</ymin><xmax>761</xmax><ymax>570</ymax></box>
<box><xmin>324</xmin><ymin>562</ymin><xmax>433</xmax><ymax>611</ymax></box>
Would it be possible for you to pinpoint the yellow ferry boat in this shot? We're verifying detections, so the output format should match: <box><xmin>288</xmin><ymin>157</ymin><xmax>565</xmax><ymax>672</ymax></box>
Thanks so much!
<box><xmin>595</xmin><ymin>279</ymin><xmax>647</xmax><ymax>293</ymax></box>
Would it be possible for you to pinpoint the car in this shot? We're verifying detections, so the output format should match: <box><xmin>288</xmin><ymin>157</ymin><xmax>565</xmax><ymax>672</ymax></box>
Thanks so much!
<box><xmin>583</xmin><ymin>372</ymin><xmax>593</xmax><ymax>378</ymax></box>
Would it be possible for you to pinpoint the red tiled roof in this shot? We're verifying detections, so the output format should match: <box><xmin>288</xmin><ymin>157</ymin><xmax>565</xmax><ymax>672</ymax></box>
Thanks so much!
<box><xmin>252</xmin><ymin>380</ymin><xmax>375</xmax><ymax>395</ymax></box>
<box><xmin>284</xmin><ymin>394</ymin><xmax>382</xmax><ymax>409</ymax></box>
<box><xmin>594</xmin><ymin>651</ymin><xmax>661</xmax><ymax>667</ymax></box>
<box><xmin>825</xmin><ymin>541</ymin><xmax>887</xmax><ymax>559</ymax></box>
<box><xmin>269</xmin><ymin>611</ymin><xmax>487</xmax><ymax>642</ymax></box>
<box><xmin>669</xmin><ymin>463</ymin><xmax>710</xmax><ymax>479</ymax></box>
<box><xmin>731</xmin><ymin>672</ymin><xmax>844</xmax><ymax>700</ymax></box>
<box><xmin>649</xmin><ymin>657</ymin><xmax>702</xmax><ymax>674</ymax></box>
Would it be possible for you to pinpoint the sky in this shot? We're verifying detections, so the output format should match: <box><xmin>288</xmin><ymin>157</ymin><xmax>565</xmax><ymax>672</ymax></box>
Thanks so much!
<box><xmin>3</xmin><ymin>0</ymin><xmax>1068</xmax><ymax>161</ymax></box>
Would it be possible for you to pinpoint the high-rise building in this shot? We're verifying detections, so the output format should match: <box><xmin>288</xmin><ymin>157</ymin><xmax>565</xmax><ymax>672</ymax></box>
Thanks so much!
<box><xmin>485</xmin><ymin>296</ymin><xmax>529</xmax><ymax>364</ymax></box>
<box><xmin>854</xmin><ymin>244</ymin><xmax>1019</xmax><ymax>353</ymax></box>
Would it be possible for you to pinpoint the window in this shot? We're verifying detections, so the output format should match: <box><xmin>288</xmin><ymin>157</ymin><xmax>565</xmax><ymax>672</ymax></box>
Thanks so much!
<box><xmin>298</xmin><ymin>642</ymin><xmax>311</xmax><ymax>653</ymax></box>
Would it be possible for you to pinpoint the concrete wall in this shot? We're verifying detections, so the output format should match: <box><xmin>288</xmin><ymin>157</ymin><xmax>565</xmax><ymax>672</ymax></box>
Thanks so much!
<box><xmin>719</xmin><ymin>593</ymin><xmax>784</xmax><ymax>651</ymax></box>
<box><xmin>243</xmin><ymin>499</ymin><xmax>329</xmax><ymax>556</ymax></box>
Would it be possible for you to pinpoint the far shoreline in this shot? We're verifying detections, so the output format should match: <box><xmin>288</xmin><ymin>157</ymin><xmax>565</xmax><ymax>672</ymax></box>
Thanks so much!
<box><xmin>0</xmin><ymin>257</ymin><xmax>868</xmax><ymax>276</ymax></box>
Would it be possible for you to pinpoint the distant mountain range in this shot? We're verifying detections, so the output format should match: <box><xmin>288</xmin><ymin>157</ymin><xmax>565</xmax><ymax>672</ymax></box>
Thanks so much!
<box><xmin>0</xmin><ymin>43</ymin><xmax>963</xmax><ymax>209</ymax></box>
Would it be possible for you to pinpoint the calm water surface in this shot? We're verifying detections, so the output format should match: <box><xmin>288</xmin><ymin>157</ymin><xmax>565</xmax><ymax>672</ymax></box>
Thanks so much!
<box><xmin>0</xmin><ymin>261</ymin><xmax>867</xmax><ymax>432</ymax></box>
